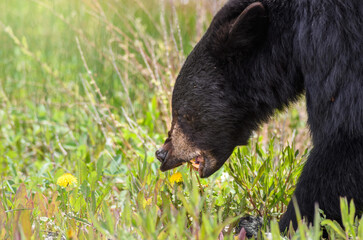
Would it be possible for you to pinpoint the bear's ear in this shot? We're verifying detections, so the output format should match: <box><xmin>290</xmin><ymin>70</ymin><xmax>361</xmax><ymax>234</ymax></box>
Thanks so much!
<box><xmin>209</xmin><ymin>2</ymin><xmax>268</xmax><ymax>56</ymax></box>
<box><xmin>228</xmin><ymin>2</ymin><xmax>267</xmax><ymax>49</ymax></box>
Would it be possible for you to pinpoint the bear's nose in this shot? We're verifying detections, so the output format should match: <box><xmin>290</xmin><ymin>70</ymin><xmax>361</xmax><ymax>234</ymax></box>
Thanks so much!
<box><xmin>155</xmin><ymin>148</ymin><xmax>168</xmax><ymax>163</ymax></box>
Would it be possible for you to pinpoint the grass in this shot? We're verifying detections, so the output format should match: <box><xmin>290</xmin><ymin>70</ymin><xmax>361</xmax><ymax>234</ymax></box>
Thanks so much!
<box><xmin>0</xmin><ymin>0</ymin><xmax>362</xmax><ymax>239</ymax></box>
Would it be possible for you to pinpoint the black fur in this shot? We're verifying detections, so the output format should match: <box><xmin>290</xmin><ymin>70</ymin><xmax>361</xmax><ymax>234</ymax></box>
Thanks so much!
<box><xmin>168</xmin><ymin>0</ymin><xmax>363</xmax><ymax>234</ymax></box>
<box><xmin>235</xmin><ymin>215</ymin><xmax>263</xmax><ymax>238</ymax></box>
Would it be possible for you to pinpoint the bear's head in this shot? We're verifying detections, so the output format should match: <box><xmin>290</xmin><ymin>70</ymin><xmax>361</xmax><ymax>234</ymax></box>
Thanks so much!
<box><xmin>156</xmin><ymin>1</ymin><xmax>289</xmax><ymax>178</ymax></box>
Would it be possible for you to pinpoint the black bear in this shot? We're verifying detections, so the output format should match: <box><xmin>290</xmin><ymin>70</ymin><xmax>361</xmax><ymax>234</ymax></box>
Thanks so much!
<box><xmin>156</xmin><ymin>0</ymin><xmax>363</xmax><ymax>235</ymax></box>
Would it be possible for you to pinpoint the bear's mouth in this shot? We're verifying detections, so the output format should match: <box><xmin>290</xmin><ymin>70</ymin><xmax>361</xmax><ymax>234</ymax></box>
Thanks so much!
<box><xmin>159</xmin><ymin>147</ymin><xmax>214</xmax><ymax>178</ymax></box>
<box><xmin>159</xmin><ymin>152</ymin><xmax>206</xmax><ymax>177</ymax></box>
<box><xmin>189</xmin><ymin>155</ymin><xmax>205</xmax><ymax>177</ymax></box>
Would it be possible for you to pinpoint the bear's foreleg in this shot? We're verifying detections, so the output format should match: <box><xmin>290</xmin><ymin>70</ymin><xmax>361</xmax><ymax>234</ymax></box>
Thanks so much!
<box><xmin>280</xmin><ymin>138</ymin><xmax>363</xmax><ymax>233</ymax></box>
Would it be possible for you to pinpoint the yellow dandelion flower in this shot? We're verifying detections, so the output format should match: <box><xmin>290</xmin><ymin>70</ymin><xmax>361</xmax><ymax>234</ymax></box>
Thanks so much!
<box><xmin>142</xmin><ymin>197</ymin><xmax>153</xmax><ymax>209</ymax></box>
<box><xmin>67</xmin><ymin>229</ymin><xmax>75</xmax><ymax>239</ymax></box>
<box><xmin>169</xmin><ymin>172</ymin><xmax>183</xmax><ymax>185</ymax></box>
<box><xmin>57</xmin><ymin>173</ymin><xmax>77</xmax><ymax>187</ymax></box>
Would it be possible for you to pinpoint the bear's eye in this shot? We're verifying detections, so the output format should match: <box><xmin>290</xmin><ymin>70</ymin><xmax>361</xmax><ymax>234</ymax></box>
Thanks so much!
<box><xmin>183</xmin><ymin>114</ymin><xmax>195</xmax><ymax>123</ymax></box>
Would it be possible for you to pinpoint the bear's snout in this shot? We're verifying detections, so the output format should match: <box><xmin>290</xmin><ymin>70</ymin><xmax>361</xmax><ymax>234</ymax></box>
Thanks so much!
<box><xmin>155</xmin><ymin>148</ymin><xmax>168</xmax><ymax>163</ymax></box>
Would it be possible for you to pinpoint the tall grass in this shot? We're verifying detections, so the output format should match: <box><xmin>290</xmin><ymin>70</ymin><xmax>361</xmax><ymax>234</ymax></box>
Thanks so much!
<box><xmin>0</xmin><ymin>0</ymin><xmax>361</xmax><ymax>239</ymax></box>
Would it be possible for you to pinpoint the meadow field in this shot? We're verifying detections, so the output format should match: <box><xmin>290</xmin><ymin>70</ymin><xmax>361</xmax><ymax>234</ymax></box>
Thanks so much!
<box><xmin>1</xmin><ymin>0</ymin><xmax>362</xmax><ymax>239</ymax></box>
